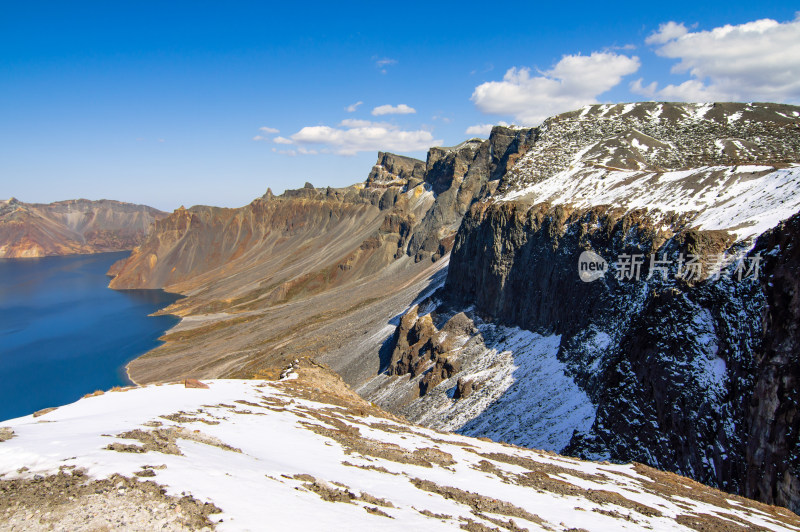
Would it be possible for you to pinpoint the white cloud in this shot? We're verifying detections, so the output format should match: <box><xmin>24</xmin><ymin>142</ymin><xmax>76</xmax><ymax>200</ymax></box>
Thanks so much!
<box><xmin>345</xmin><ymin>101</ymin><xmax>363</xmax><ymax>112</ymax></box>
<box><xmin>471</xmin><ymin>52</ymin><xmax>641</xmax><ymax>125</ymax></box>
<box><xmin>286</xmin><ymin>120</ymin><xmax>440</xmax><ymax>156</ymax></box>
<box><xmin>374</xmin><ymin>57</ymin><xmax>397</xmax><ymax>74</ymax></box>
<box><xmin>636</xmin><ymin>16</ymin><xmax>800</xmax><ymax>103</ymax></box>
<box><xmin>252</xmin><ymin>135</ymin><xmax>266</xmax><ymax>141</ymax></box>
<box><xmin>645</xmin><ymin>22</ymin><xmax>689</xmax><ymax>45</ymax></box>
<box><xmin>259</xmin><ymin>126</ymin><xmax>280</xmax><ymax>134</ymax></box>
<box><xmin>464</xmin><ymin>122</ymin><xmax>510</xmax><ymax>136</ymax></box>
<box><xmin>465</xmin><ymin>124</ymin><xmax>493</xmax><ymax>136</ymax></box>
<box><xmin>273</xmin><ymin>136</ymin><xmax>293</xmax><ymax>144</ymax></box>
<box><xmin>339</xmin><ymin>118</ymin><xmax>375</xmax><ymax>128</ymax></box>
<box><xmin>630</xmin><ymin>78</ymin><xmax>721</xmax><ymax>101</ymax></box>
<box><xmin>375</xmin><ymin>57</ymin><xmax>397</xmax><ymax>68</ymax></box>
<box><xmin>372</xmin><ymin>104</ymin><xmax>417</xmax><ymax>116</ymax></box>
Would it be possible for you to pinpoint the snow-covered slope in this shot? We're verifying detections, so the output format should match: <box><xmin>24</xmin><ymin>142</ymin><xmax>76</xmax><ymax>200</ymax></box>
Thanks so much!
<box><xmin>2</xmin><ymin>373</ymin><xmax>798</xmax><ymax>531</ymax></box>
<box><xmin>502</xmin><ymin>162</ymin><xmax>800</xmax><ymax>243</ymax></box>
<box><xmin>498</xmin><ymin>102</ymin><xmax>800</xmax><ymax>243</ymax></box>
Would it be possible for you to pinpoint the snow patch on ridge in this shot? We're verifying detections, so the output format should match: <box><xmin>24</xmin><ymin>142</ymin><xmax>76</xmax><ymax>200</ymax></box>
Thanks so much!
<box><xmin>501</xmin><ymin>164</ymin><xmax>800</xmax><ymax>242</ymax></box>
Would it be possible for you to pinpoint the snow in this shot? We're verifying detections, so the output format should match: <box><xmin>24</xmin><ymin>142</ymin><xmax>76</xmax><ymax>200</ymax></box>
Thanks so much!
<box><xmin>589</xmin><ymin>331</ymin><xmax>611</xmax><ymax>350</ymax></box>
<box><xmin>647</xmin><ymin>104</ymin><xmax>664</xmax><ymax>121</ymax></box>
<box><xmin>364</xmin><ymin>321</ymin><xmax>596</xmax><ymax>454</ymax></box>
<box><xmin>621</xmin><ymin>103</ymin><xmax>637</xmax><ymax>116</ymax></box>
<box><xmin>727</xmin><ymin>111</ymin><xmax>743</xmax><ymax>125</ymax></box>
<box><xmin>688</xmin><ymin>308</ymin><xmax>727</xmax><ymax>394</ymax></box>
<box><xmin>688</xmin><ymin>103</ymin><xmax>714</xmax><ymax>121</ymax></box>
<box><xmin>0</xmin><ymin>380</ymin><xmax>795</xmax><ymax>531</ymax></box>
<box><xmin>454</xmin><ymin>330</ymin><xmax>595</xmax><ymax>452</ymax></box>
<box><xmin>500</xmin><ymin>163</ymin><xmax>800</xmax><ymax>243</ymax></box>
<box><xmin>631</xmin><ymin>137</ymin><xmax>649</xmax><ymax>152</ymax></box>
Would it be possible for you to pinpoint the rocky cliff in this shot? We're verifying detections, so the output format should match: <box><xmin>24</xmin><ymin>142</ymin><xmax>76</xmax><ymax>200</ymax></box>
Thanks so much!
<box><xmin>361</xmin><ymin>102</ymin><xmax>800</xmax><ymax>513</ymax></box>
<box><xmin>746</xmin><ymin>213</ymin><xmax>800</xmax><ymax>510</ymax></box>
<box><xmin>0</xmin><ymin>198</ymin><xmax>166</xmax><ymax>258</ymax></box>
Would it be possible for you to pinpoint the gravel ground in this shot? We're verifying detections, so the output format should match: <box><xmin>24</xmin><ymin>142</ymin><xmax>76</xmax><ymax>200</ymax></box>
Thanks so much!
<box><xmin>0</xmin><ymin>469</ymin><xmax>220</xmax><ymax>531</ymax></box>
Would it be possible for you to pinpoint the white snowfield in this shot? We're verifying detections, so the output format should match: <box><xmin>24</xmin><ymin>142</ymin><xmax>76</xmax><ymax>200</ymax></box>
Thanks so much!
<box><xmin>1</xmin><ymin>379</ymin><xmax>798</xmax><ymax>531</ymax></box>
<box><xmin>502</xmin><ymin>159</ymin><xmax>800</xmax><ymax>243</ymax></box>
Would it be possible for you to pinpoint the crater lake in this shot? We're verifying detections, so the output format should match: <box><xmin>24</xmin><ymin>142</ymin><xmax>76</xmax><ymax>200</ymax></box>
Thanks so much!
<box><xmin>0</xmin><ymin>252</ymin><xmax>181</xmax><ymax>421</ymax></box>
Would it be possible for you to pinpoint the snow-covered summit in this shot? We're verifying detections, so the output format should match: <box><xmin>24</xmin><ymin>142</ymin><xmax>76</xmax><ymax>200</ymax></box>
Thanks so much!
<box><xmin>495</xmin><ymin>102</ymin><xmax>800</xmax><ymax>243</ymax></box>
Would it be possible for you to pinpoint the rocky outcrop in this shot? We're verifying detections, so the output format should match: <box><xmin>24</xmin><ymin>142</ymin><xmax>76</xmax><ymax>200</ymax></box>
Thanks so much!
<box><xmin>0</xmin><ymin>198</ymin><xmax>166</xmax><ymax>258</ymax></box>
<box><xmin>405</xmin><ymin>129</ymin><xmax>536</xmax><ymax>262</ymax></box>
<box><xmin>384</xmin><ymin>307</ymin><xmax>474</xmax><ymax>397</ymax></box>
<box><xmin>366</xmin><ymin>152</ymin><xmax>425</xmax><ymax>187</ymax></box>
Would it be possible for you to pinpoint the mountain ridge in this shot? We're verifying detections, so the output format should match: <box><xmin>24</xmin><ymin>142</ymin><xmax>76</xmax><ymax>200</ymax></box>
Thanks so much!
<box><xmin>0</xmin><ymin>198</ymin><xmax>167</xmax><ymax>258</ymax></box>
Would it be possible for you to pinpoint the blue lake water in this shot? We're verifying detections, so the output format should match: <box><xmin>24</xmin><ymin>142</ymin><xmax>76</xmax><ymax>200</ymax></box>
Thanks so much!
<box><xmin>0</xmin><ymin>252</ymin><xmax>181</xmax><ymax>421</ymax></box>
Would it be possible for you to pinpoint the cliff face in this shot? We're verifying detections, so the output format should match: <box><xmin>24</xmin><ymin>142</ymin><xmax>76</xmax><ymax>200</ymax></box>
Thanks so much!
<box><xmin>746</xmin><ymin>214</ymin><xmax>800</xmax><ymax>509</ymax></box>
<box><xmin>363</xmin><ymin>102</ymin><xmax>800</xmax><ymax>512</ymax></box>
<box><xmin>0</xmin><ymin>198</ymin><xmax>166</xmax><ymax>258</ymax></box>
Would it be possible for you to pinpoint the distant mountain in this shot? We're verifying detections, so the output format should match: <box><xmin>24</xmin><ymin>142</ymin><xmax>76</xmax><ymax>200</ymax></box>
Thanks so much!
<box><xmin>0</xmin><ymin>198</ymin><xmax>167</xmax><ymax>258</ymax></box>
<box><xmin>103</xmin><ymin>101</ymin><xmax>800</xmax><ymax>514</ymax></box>
<box><xmin>1</xmin><ymin>364</ymin><xmax>798</xmax><ymax>530</ymax></box>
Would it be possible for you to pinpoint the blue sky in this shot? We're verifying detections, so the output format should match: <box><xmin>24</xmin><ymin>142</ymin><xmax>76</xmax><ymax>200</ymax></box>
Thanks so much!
<box><xmin>1</xmin><ymin>2</ymin><xmax>798</xmax><ymax>211</ymax></box>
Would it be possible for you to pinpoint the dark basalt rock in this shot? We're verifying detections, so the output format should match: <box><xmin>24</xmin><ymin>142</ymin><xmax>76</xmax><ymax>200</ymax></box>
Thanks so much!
<box><xmin>434</xmin><ymin>198</ymin><xmax>800</xmax><ymax>512</ymax></box>
<box><xmin>405</xmin><ymin>129</ymin><xmax>536</xmax><ymax>260</ymax></box>
<box><xmin>453</xmin><ymin>377</ymin><xmax>480</xmax><ymax>400</ymax></box>
<box><xmin>366</xmin><ymin>152</ymin><xmax>426</xmax><ymax>186</ymax></box>
<box><xmin>385</xmin><ymin>308</ymin><xmax>474</xmax><ymax>398</ymax></box>
<box><xmin>745</xmin><ymin>213</ymin><xmax>800</xmax><ymax>511</ymax></box>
